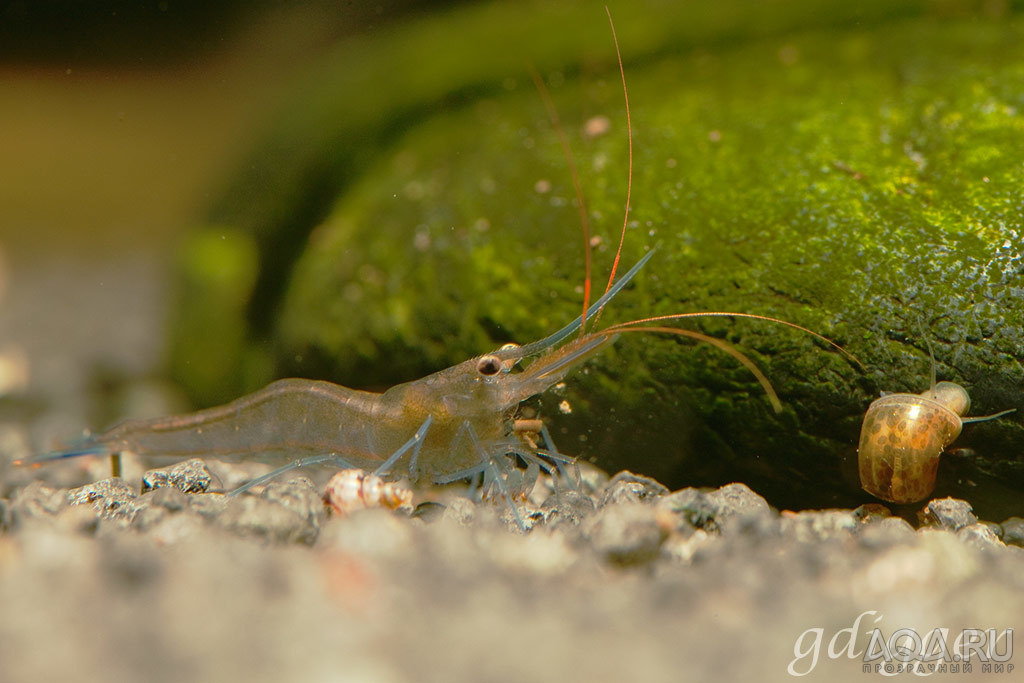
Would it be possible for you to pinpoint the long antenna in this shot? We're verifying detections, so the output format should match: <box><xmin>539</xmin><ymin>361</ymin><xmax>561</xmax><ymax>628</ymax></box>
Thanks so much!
<box><xmin>602</xmin><ymin>5</ymin><xmax>632</xmax><ymax>298</ymax></box>
<box><xmin>527</xmin><ymin>66</ymin><xmax>593</xmax><ymax>337</ymax></box>
<box><xmin>915</xmin><ymin>318</ymin><xmax>937</xmax><ymax>395</ymax></box>
<box><xmin>603</xmin><ymin>311</ymin><xmax>864</xmax><ymax>369</ymax></box>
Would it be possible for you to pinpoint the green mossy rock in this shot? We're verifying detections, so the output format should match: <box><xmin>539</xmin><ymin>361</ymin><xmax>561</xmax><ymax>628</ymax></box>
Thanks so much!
<box><xmin>171</xmin><ymin>0</ymin><xmax>1024</xmax><ymax>517</ymax></box>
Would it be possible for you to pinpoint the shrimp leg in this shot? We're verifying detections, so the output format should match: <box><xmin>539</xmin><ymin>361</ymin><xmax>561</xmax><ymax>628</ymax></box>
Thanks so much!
<box><xmin>229</xmin><ymin>454</ymin><xmax>357</xmax><ymax>497</ymax></box>
<box><xmin>537</xmin><ymin>423</ymin><xmax>582</xmax><ymax>493</ymax></box>
<box><xmin>398</xmin><ymin>414</ymin><xmax>434</xmax><ymax>478</ymax></box>
<box><xmin>229</xmin><ymin>414</ymin><xmax>434</xmax><ymax>496</ymax></box>
<box><xmin>465</xmin><ymin>422</ymin><xmax>528</xmax><ymax>530</ymax></box>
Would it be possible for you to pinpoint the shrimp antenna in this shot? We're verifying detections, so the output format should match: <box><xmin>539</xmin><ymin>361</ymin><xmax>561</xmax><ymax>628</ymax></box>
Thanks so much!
<box><xmin>495</xmin><ymin>249</ymin><xmax>655</xmax><ymax>361</ymax></box>
<box><xmin>915</xmin><ymin>318</ymin><xmax>937</xmax><ymax>393</ymax></box>
<box><xmin>527</xmin><ymin>65</ymin><xmax>593</xmax><ymax>337</ymax></box>
<box><xmin>603</xmin><ymin>311</ymin><xmax>864</xmax><ymax>369</ymax></box>
<box><xmin>592</xmin><ymin>313</ymin><xmax>860</xmax><ymax>414</ymax></box>
<box><xmin>600</xmin><ymin>6</ymin><xmax>632</xmax><ymax>302</ymax></box>
<box><xmin>603</xmin><ymin>325</ymin><xmax>783</xmax><ymax>412</ymax></box>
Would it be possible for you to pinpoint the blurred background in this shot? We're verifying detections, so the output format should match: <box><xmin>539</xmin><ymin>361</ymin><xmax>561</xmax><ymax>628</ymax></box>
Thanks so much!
<box><xmin>0</xmin><ymin>0</ymin><xmax>436</xmax><ymax>448</ymax></box>
<box><xmin>0</xmin><ymin>0</ymin><xmax>424</xmax><ymax>251</ymax></box>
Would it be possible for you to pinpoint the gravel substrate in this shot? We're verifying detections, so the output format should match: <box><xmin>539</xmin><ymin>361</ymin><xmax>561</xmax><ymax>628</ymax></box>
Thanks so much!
<box><xmin>1</xmin><ymin>457</ymin><xmax>1022</xmax><ymax>683</ymax></box>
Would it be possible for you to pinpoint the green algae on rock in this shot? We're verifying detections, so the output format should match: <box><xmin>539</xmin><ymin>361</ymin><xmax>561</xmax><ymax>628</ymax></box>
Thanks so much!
<box><xmin>171</xmin><ymin>1</ymin><xmax>1024</xmax><ymax>517</ymax></box>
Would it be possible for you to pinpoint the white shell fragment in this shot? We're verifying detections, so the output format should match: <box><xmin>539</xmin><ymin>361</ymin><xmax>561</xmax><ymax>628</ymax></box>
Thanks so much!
<box><xmin>323</xmin><ymin>469</ymin><xmax>413</xmax><ymax>516</ymax></box>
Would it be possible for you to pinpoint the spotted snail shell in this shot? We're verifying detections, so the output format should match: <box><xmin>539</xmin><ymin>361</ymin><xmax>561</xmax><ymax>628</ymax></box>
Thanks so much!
<box><xmin>857</xmin><ymin>381</ymin><xmax>971</xmax><ymax>504</ymax></box>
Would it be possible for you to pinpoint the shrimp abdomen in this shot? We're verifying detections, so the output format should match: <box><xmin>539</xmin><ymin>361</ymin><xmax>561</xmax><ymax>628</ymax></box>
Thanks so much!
<box><xmin>30</xmin><ymin>379</ymin><xmax>387</xmax><ymax>470</ymax></box>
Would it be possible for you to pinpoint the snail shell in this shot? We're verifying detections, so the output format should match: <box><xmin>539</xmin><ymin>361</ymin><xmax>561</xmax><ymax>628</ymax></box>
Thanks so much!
<box><xmin>323</xmin><ymin>469</ymin><xmax>413</xmax><ymax>515</ymax></box>
<box><xmin>857</xmin><ymin>381</ymin><xmax>969</xmax><ymax>504</ymax></box>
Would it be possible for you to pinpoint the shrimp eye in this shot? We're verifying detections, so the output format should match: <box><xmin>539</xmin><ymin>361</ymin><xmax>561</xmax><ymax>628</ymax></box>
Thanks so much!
<box><xmin>476</xmin><ymin>355</ymin><xmax>502</xmax><ymax>377</ymax></box>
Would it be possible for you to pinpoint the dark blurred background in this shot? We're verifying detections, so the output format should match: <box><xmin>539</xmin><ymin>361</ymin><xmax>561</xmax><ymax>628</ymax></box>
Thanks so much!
<box><xmin>0</xmin><ymin>0</ymin><xmax>447</xmax><ymax>251</ymax></box>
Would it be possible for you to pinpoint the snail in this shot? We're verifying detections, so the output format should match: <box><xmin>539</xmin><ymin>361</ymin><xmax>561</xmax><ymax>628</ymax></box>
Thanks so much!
<box><xmin>858</xmin><ymin>369</ymin><xmax>1015</xmax><ymax>504</ymax></box>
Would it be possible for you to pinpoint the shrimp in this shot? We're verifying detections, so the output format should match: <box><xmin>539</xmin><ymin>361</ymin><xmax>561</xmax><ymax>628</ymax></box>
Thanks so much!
<box><xmin>14</xmin><ymin>10</ymin><xmax>858</xmax><ymax>523</ymax></box>
<box><xmin>11</xmin><ymin>254</ymin><xmax>641</xmax><ymax>487</ymax></box>
<box><xmin>16</xmin><ymin>256</ymin><xmax>850</xmax><ymax>498</ymax></box>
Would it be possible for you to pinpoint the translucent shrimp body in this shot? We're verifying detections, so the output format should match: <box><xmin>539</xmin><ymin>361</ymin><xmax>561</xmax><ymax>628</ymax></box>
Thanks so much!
<box><xmin>14</xmin><ymin>259</ymin><xmax>635</xmax><ymax>487</ymax></box>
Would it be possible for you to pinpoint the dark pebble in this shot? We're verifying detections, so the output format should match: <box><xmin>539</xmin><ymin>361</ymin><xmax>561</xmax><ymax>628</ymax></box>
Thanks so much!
<box><xmin>1000</xmin><ymin>517</ymin><xmax>1024</xmax><ymax>547</ymax></box>
<box><xmin>411</xmin><ymin>501</ymin><xmax>447</xmax><ymax>523</ymax></box>
<box><xmin>919</xmin><ymin>497</ymin><xmax>978</xmax><ymax>531</ymax></box>
<box><xmin>852</xmin><ymin>503</ymin><xmax>891</xmax><ymax>522</ymax></box>
<box><xmin>659</xmin><ymin>483</ymin><xmax>772</xmax><ymax>535</ymax></box>
<box><xmin>657</xmin><ymin>488</ymin><xmax>714</xmax><ymax>529</ymax></box>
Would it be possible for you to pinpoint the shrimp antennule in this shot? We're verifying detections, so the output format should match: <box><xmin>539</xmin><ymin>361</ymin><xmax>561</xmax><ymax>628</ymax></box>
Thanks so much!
<box><xmin>495</xmin><ymin>248</ymin><xmax>654</xmax><ymax>362</ymax></box>
<box><xmin>12</xmin><ymin>443</ymin><xmax>109</xmax><ymax>467</ymax></box>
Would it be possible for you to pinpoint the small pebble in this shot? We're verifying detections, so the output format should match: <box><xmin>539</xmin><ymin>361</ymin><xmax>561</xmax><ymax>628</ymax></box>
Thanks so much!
<box><xmin>131</xmin><ymin>486</ymin><xmax>190</xmax><ymax>532</ymax></box>
<box><xmin>957</xmin><ymin>523</ymin><xmax>1004</xmax><ymax>550</ymax></box>
<box><xmin>657</xmin><ymin>487</ymin><xmax>714</xmax><ymax>529</ymax></box>
<box><xmin>581</xmin><ymin>501</ymin><xmax>667</xmax><ymax>566</ymax></box>
<box><xmin>661</xmin><ymin>528</ymin><xmax>715</xmax><ymax>563</ymax></box>
<box><xmin>1000</xmin><ymin>516</ymin><xmax>1024</xmax><ymax>547</ymax></box>
<box><xmin>218</xmin><ymin>494</ymin><xmax>319</xmax><ymax>545</ymax></box>
<box><xmin>856</xmin><ymin>516</ymin><xmax>916</xmax><ymax>548</ymax></box>
<box><xmin>410</xmin><ymin>501</ymin><xmax>446</xmax><ymax>524</ymax></box>
<box><xmin>441</xmin><ymin>497</ymin><xmax>476</xmax><ymax>526</ymax></box>
<box><xmin>142</xmin><ymin>458</ymin><xmax>220</xmax><ymax>494</ymax></box>
<box><xmin>131</xmin><ymin>502</ymin><xmax>170</xmax><ymax>533</ymax></box>
<box><xmin>919</xmin><ymin>497</ymin><xmax>978</xmax><ymax>531</ymax></box>
<box><xmin>147</xmin><ymin>485</ymin><xmax>190</xmax><ymax>512</ymax></box>
<box><xmin>780</xmin><ymin>509</ymin><xmax>857</xmax><ymax>542</ymax></box>
<box><xmin>852</xmin><ymin>503</ymin><xmax>891</xmax><ymax>522</ymax></box>
<box><xmin>67</xmin><ymin>478</ymin><xmax>136</xmax><ymax>521</ymax></box>
<box><xmin>262</xmin><ymin>477</ymin><xmax>325</xmax><ymax>530</ymax></box>
<box><xmin>4</xmin><ymin>481</ymin><xmax>69</xmax><ymax>529</ymax></box>
<box><xmin>53</xmin><ymin>504</ymin><xmax>100</xmax><ymax>535</ymax></box>
<box><xmin>541</xmin><ymin>489</ymin><xmax>597</xmax><ymax>528</ymax></box>
<box><xmin>188</xmin><ymin>493</ymin><xmax>229</xmax><ymax>520</ymax></box>
<box><xmin>660</xmin><ymin>483</ymin><xmax>772</xmax><ymax>535</ymax></box>
<box><xmin>599</xmin><ymin>470</ymin><xmax>670</xmax><ymax>507</ymax></box>
<box><xmin>704</xmin><ymin>483</ymin><xmax>772</xmax><ymax>524</ymax></box>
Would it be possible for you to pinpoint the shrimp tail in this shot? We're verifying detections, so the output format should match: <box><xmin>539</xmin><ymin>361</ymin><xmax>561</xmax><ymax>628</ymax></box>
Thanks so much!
<box><xmin>13</xmin><ymin>443</ymin><xmax>110</xmax><ymax>467</ymax></box>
